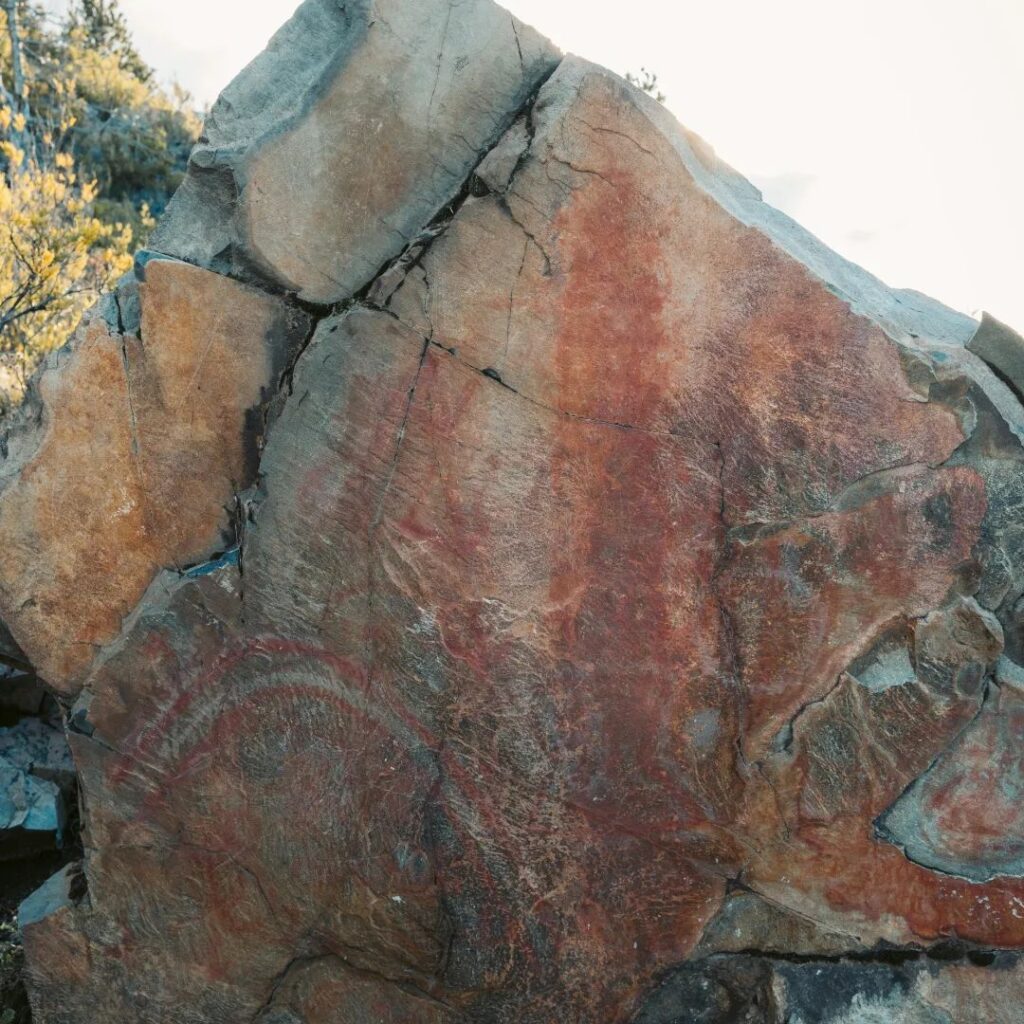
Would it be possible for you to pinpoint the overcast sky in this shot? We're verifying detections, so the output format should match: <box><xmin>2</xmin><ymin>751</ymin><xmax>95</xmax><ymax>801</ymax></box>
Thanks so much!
<box><xmin>44</xmin><ymin>0</ymin><xmax>1024</xmax><ymax>330</ymax></box>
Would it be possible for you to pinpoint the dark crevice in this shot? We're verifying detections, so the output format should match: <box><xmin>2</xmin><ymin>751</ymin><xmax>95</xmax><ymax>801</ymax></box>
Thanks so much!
<box><xmin>253</xmin><ymin>952</ymin><xmax>325</xmax><ymax>1021</ymax></box>
<box><xmin>573</xmin><ymin>115</ymin><xmax>658</xmax><ymax>158</ymax></box>
<box><xmin>252</xmin><ymin>950</ymin><xmax>457</xmax><ymax>1023</ymax></box>
<box><xmin>119</xmin><ymin>338</ymin><xmax>141</xmax><ymax>459</ymax></box>
<box><xmin>502</xmin><ymin>237</ymin><xmax>528</xmax><ymax>369</ymax></box>
<box><xmin>177</xmin><ymin>545</ymin><xmax>241</xmax><ymax>580</ymax></box>
<box><xmin>481</xmin><ymin>366</ymin><xmax>510</xmax><ymax>388</ymax></box>
<box><xmin>510</xmin><ymin>16</ymin><xmax>525</xmax><ymax>73</ymax></box>
<box><xmin>497</xmin><ymin>194</ymin><xmax>553</xmax><ymax>273</ymax></box>
<box><xmin>370</xmin><ymin>336</ymin><xmax>431</xmax><ymax>537</ymax></box>
<box><xmin>0</xmin><ymin>636</ymin><xmax>84</xmax><ymax>1024</ymax></box>
<box><xmin>506</xmin><ymin>68</ymin><xmax>547</xmax><ymax>194</ymax></box>
<box><xmin>341</xmin><ymin>59</ymin><xmax>562</xmax><ymax>326</ymax></box>
<box><xmin>423</xmin><ymin>336</ymin><xmax>670</xmax><ymax>435</ymax></box>
<box><xmin>275</xmin><ymin>307</ymin><xmax>327</xmax><ymax>403</ymax></box>
<box><xmin>544</xmin><ymin>152</ymin><xmax>617</xmax><ymax>189</ymax></box>
<box><xmin>696</xmin><ymin>937</ymin><xmax>1022</xmax><ymax>969</ymax></box>
<box><xmin>111</xmin><ymin>290</ymin><xmax>126</xmax><ymax>335</ymax></box>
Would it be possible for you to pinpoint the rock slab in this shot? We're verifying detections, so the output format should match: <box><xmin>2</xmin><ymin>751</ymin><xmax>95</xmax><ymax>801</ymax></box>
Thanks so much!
<box><xmin>3</xmin><ymin>2</ymin><xmax>1024</xmax><ymax>1022</ymax></box>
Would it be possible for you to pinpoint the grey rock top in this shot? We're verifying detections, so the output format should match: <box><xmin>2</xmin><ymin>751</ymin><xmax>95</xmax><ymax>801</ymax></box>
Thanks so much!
<box><xmin>153</xmin><ymin>0</ymin><xmax>560</xmax><ymax>303</ymax></box>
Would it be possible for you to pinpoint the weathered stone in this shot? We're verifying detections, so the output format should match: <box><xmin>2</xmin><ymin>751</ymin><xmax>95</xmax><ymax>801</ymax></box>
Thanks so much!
<box><xmin>0</xmin><ymin>718</ymin><xmax>74</xmax><ymax>790</ymax></box>
<box><xmin>6</xmin><ymin>2</ymin><xmax>1024</xmax><ymax>1021</ymax></box>
<box><xmin>153</xmin><ymin>0</ymin><xmax>560</xmax><ymax>304</ymax></box>
<box><xmin>633</xmin><ymin>952</ymin><xmax>1024</xmax><ymax>1024</ymax></box>
<box><xmin>0</xmin><ymin>668</ymin><xmax>49</xmax><ymax>719</ymax></box>
<box><xmin>0</xmin><ymin>717</ymin><xmax>75</xmax><ymax>861</ymax></box>
<box><xmin>877</xmin><ymin>666</ymin><xmax>1024</xmax><ymax>883</ymax></box>
<box><xmin>0</xmin><ymin>764</ymin><xmax>59</xmax><ymax>850</ymax></box>
<box><xmin>473</xmin><ymin>115</ymin><xmax>530</xmax><ymax>194</ymax></box>
<box><xmin>19</xmin><ymin>862</ymin><xmax>81</xmax><ymax>930</ymax></box>
<box><xmin>0</xmin><ymin>258</ymin><xmax>310</xmax><ymax>690</ymax></box>
<box><xmin>255</xmin><ymin>957</ymin><xmax>457</xmax><ymax>1024</ymax></box>
<box><xmin>693</xmin><ymin>889</ymin><xmax>861</xmax><ymax>959</ymax></box>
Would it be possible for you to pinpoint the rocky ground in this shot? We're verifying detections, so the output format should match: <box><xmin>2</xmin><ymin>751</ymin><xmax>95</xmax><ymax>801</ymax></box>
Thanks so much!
<box><xmin>0</xmin><ymin>831</ymin><xmax>75</xmax><ymax>1023</ymax></box>
<box><xmin>0</xmin><ymin>653</ymin><xmax>79</xmax><ymax>1024</ymax></box>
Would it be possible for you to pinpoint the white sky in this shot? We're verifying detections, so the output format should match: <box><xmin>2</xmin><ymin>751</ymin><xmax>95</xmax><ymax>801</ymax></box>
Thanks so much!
<box><xmin>44</xmin><ymin>0</ymin><xmax>1024</xmax><ymax>330</ymax></box>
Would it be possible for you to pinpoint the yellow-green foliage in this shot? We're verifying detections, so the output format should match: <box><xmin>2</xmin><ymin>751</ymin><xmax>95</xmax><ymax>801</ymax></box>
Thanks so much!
<box><xmin>61</xmin><ymin>30</ymin><xmax>201</xmax><ymax>229</ymax></box>
<box><xmin>0</xmin><ymin>127</ymin><xmax>134</xmax><ymax>396</ymax></box>
<box><xmin>0</xmin><ymin>1</ymin><xmax>199</xmax><ymax>406</ymax></box>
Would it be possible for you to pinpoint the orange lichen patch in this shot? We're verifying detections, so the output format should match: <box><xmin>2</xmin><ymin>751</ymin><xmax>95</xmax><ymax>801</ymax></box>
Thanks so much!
<box><xmin>0</xmin><ymin>261</ymin><xmax>308</xmax><ymax>691</ymax></box>
<box><xmin>0</xmin><ymin>319</ymin><xmax>154</xmax><ymax>689</ymax></box>
<box><xmin>128</xmin><ymin>261</ymin><xmax>306</xmax><ymax>559</ymax></box>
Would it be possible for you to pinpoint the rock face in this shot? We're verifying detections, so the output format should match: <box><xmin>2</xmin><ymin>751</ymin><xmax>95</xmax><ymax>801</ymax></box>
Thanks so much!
<box><xmin>4</xmin><ymin>2</ymin><xmax>1024</xmax><ymax>1022</ymax></box>
<box><xmin>0</xmin><ymin>259</ymin><xmax>311</xmax><ymax>690</ymax></box>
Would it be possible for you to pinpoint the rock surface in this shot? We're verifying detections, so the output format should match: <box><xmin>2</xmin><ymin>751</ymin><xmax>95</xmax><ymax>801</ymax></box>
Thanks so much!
<box><xmin>0</xmin><ymin>259</ymin><xmax>311</xmax><ymax>690</ymax></box>
<box><xmin>3</xmin><ymin>1</ymin><xmax>1024</xmax><ymax>1022</ymax></box>
<box><xmin>152</xmin><ymin>0</ymin><xmax>559</xmax><ymax>304</ymax></box>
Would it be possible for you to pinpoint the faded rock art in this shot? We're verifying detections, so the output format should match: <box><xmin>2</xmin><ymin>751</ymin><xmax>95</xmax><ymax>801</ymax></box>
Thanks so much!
<box><xmin>3</xmin><ymin>1</ymin><xmax>1024</xmax><ymax>1021</ymax></box>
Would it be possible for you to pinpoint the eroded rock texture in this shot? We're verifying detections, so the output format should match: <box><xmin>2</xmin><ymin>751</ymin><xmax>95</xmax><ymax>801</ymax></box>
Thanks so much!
<box><xmin>4</xmin><ymin>2</ymin><xmax>1024</xmax><ymax>1021</ymax></box>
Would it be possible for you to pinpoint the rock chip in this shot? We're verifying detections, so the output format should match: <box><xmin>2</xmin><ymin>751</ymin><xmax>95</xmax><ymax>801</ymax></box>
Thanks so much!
<box><xmin>968</xmin><ymin>311</ymin><xmax>1024</xmax><ymax>400</ymax></box>
<box><xmin>0</xmin><ymin>718</ymin><xmax>74</xmax><ymax>857</ymax></box>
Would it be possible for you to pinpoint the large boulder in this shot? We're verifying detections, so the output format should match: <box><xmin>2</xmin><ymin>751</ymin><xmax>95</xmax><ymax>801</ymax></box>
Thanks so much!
<box><xmin>4</xmin><ymin>2</ymin><xmax>1024</xmax><ymax>1021</ymax></box>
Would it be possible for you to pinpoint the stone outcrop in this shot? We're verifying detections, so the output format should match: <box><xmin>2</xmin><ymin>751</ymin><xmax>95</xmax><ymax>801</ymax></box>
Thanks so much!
<box><xmin>3</xmin><ymin>1</ymin><xmax>1024</xmax><ymax>1021</ymax></box>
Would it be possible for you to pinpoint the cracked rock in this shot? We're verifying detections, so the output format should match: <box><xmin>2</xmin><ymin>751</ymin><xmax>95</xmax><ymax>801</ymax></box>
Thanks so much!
<box><xmin>152</xmin><ymin>0</ymin><xmax>560</xmax><ymax>304</ymax></box>
<box><xmin>3</xmin><ymin>0</ymin><xmax>1024</xmax><ymax>1021</ymax></box>
<box><xmin>0</xmin><ymin>259</ymin><xmax>311</xmax><ymax>691</ymax></box>
<box><xmin>633</xmin><ymin>952</ymin><xmax>1024</xmax><ymax>1024</ymax></box>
